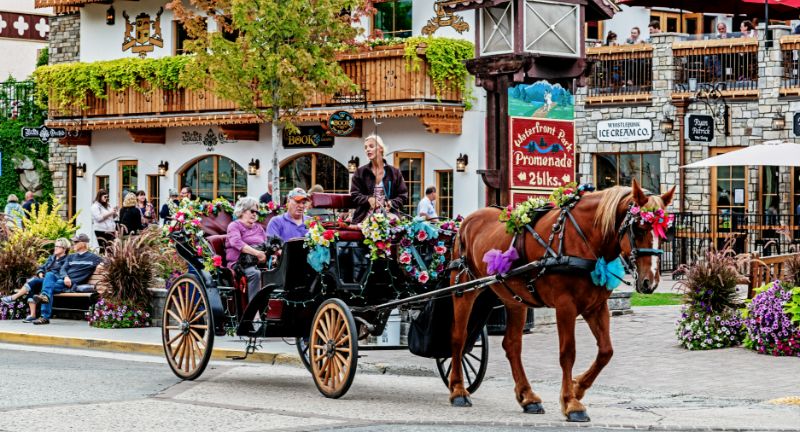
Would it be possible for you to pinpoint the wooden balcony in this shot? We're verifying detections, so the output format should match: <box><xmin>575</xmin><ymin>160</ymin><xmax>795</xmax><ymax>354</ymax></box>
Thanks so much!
<box><xmin>672</xmin><ymin>38</ymin><xmax>759</xmax><ymax>101</ymax></box>
<box><xmin>47</xmin><ymin>46</ymin><xmax>466</xmax><ymax>135</ymax></box>
<box><xmin>586</xmin><ymin>44</ymin><xmax>653</xmax><ymax>105</ymax></box>
<box><xmin>780</xmin><ymin>35</ymin><xmax>800</xmax><ymax>97</ymax></box>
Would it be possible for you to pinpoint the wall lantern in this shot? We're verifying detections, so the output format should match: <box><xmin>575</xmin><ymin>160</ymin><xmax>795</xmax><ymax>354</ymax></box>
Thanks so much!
<box><xmin>247</xmin><ymin>158</ymin><xmax>260</xmax><ymax>175</ymax></box>
<box><xmin>772</xmin><ymin>111</ymin><xmax>786</xmax><ymax>131</ymax></box>
<box><xmin>75</xmin><ymin>163</ymin><xmax>86</xmax><ymax>178</ymax></box>
<box><xmin>106</xmin><ymin>5</ymin><xmax>115</xmax><ymax>26</ymax></box>
<box><xmin>157</xmin><ymin>160</ymin><xmax>169</xmax><ymax>177</ymax></box>
<box><xmin>659</xmin><ymin>116</ymin><xmax>674</xmax><ymax>135</ymax></box>
<box><xmin>456</xmin><ymin>153</ymin><xmax>469</xmax><ymax>172</ymax></box>
<box><xmin>347</xmin><ymin>156</ymin><xmax>360</xmax><ymax>174</ymax></box>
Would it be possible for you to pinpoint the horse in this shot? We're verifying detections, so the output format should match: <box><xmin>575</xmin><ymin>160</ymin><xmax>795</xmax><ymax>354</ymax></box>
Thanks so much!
<box><xmin>447</xmin><ymin>180</ymin><xmax>675</xmax><ymax>422</ymax></box>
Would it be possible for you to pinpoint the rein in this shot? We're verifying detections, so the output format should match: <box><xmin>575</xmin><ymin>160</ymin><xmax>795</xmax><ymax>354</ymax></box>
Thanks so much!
<box><xmin>617</xmin><ymin>203</ymin><xmax>665</xmax><ymax>285</ymax></box>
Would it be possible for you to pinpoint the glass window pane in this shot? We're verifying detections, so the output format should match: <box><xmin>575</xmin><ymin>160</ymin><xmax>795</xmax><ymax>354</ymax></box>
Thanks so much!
<box><xmin>618</xmin><ymin>154</ymin><xmax>640</xmax><ymax>187</ymax></box>
<box><xmin>280</xmin><ymin>155</ymin><xmax>312</xmax><ymax>197</ymax></box>
<box><xmin>717</xmin><ymin>166</ymin><xmax>730</xmax><ymax>178</ymax></box>
<box><xmin>217</xmin><ymin>157</ymin><xmax>234</xmax><ymax>201</ymax></box>
<box><xmin>482</xmin><ymin>6</ymin><xmax>513</xmax><ymax>53</ymax></box>
<box><xmin>595</xmin><ymin>154</ymin><xmax>618</xmax><ymax>190</ymax></box>
<box><xmin>641</xmin><ymin>153</ymin><xmax>661</xmax><ymax>192</ymax></box>
<box><xmin>732</xmin><ymin>166</ymin><xmax>745</xmax><ymax>179</ymax></box>
<box><xmin>197</xmin><ymin>157</ymin><xmax>214</xmax><ymax>201</ymax></box>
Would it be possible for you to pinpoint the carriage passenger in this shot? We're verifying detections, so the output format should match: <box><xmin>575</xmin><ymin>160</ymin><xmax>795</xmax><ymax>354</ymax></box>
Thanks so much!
<box><xmin>226</xmin><ymin>197</ymin><xmax>268</xmax><ymax>301</ymax></box>
<box><xmin>349</xmin><ymin>135</ymin><xmax>408</xmax><ymax>224</ymax></box>
<box><xmin>266</xmin><ymin>188</ymin><xmax>310</xmax><ymax>242</ymax></box>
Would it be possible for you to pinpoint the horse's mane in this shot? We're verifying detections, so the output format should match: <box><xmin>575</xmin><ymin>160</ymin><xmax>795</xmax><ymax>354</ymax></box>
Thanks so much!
<box><xmin>592</xmin><ymin>186</ymin><xmax>665</xmax><ymax>238</ymax></box>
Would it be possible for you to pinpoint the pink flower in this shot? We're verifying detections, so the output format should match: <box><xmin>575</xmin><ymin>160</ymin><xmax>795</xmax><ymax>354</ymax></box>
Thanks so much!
<box><xmin>630</xmin><ymin>206</ymin><xmax>640</xmax><ymax>215</ymax></box>
<box><xmin>418</xmin><ymin>271</ymin><xmax>429</xmax><ymax>284</ymax></box>
<box><xmin>196</xmin><ymin>246</ymin><xmax>203</xmax><ymax>256</ymax></box>
<box><xmin>175</xmin><ymin>212</ymin><xmax>185</xmax><ymax>222</ymax></box>
<box><xmin>434</xmin><ymin>245</ymin><xmax>447</xmax><ymax>254</ymax></box>
<box><xmin>399</xmin><ymin>252</ymin><xmax>412</xmax><ymax>264</ymax></box>
<box><xmin>212</xmin><ymin>256</ymin><xmax>222</xmax><ymax>267</ymax></box>
<box><xmin>191</xmin><ymin>218</ymin><xmax>201</xmax><ymax>226</ymax></box>
<box><xmin>564</xmin><ymin>188</ymin><xmax>574</xmax><ymax>195</ymax></box>
<box><xmin>416</xmin><ymin>230</ymin><xmax>427</xmax><ymax>241</ymax></box>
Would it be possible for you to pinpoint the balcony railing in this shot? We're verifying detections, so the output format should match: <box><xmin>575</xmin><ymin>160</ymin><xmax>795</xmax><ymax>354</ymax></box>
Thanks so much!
<box><xmin>0</xmin><ymin>80</ymin><xmax>35</xmax><ymax>120</ymax></box>
<box><xmin>672</xmin><ymin>38</ymin><xmax>759</xmax><ymax>100</ymax></box>
<box><xmin>780</xmin><ymin>35</ymin><xmax>800</xmax><ymax>96</ymax></box>
<box><xmin>49</xmin><ymin>46</ymin><xmax>463</xmax><ymax>120</ymax></box>
<box><xmin>586</xmin><ymin>44</ymin><xmax>653</xmax><ymax>105</ymax></box>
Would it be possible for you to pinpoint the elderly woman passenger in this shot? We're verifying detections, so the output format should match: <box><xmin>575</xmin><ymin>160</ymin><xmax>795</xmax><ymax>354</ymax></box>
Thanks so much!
<box><xmin>226</xmin><ymin>197</ymin><xmax>268</xmax><ymax>301</ymax></box>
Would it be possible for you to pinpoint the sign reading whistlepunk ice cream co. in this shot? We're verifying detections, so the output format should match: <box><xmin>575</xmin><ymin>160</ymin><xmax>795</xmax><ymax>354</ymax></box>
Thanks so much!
<box><xmin>509</xmin><ymin>117</ymin><xmax>575</xmax><ymax>190</ymax></box>
<box><xmin>596</xmin><ymin>119</ymin><xmax>652</xmax><ymax>142</ymax></box>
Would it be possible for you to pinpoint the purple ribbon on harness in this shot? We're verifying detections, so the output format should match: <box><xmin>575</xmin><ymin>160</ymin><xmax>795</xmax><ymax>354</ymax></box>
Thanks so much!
<box><xmin>482</xmin><ymin>247</ymin><xmax>519</xmax><ymax>275</ymax></box>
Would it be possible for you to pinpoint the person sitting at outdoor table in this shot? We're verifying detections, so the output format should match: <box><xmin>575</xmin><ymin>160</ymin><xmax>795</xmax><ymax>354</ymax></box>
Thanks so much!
<box><xmin>350</xmin><ymin>135</ymin><xmax>408</xmax><ymax>224</ymax></box>
<box><xmin>605</xmin><ymin>31</ymin><xmax>618</xmax><ymax>46</ymax></box>
<box><xmin>267</xmin><ymin>188</ymin><xmax>310</xmax><ymax>241</ymax></box>
<box><xmin>740</xmin><ymin>20</ymin><xmax>757</xmax><ymax>38</ymax></box>
<box><xmin>1</xmin><ymin>238</ymin><xmax>71</xmax><ymax>321</ymax></box>
<box><xmin>625</xmin><ymin>26</ymin><xmax>641</xmax><ymax>44</ymax></box>
<box><xmin>226</xmin><ymin>196</ymin><xmax>268</xmax><ymax>301</ymax></box>
<box><xmin>119</xmin><ymin>192</ymin><xmax>145</xmax><ymax>235</ymax></box>
<box><xmin>30</xmin><ymin>233</ymin><xmax>102</xmax><ymax>325</ymax></box>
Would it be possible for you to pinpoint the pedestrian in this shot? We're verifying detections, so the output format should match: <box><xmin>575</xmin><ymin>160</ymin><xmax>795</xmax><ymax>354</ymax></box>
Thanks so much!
<box><xmin>740</xmin><ymin>20</ymin><xmax>756</xmax><ymax>38</ymax></box>
<box><xmin>30</xmin><ymin>233</ymin><xmax>102</xmax><ymax>325</ymax></box>
<box><xmin>119</xmin><ymin>192</ymin><xmax>144</xmax><ymax>235</ymax></box>
<box><xmin>135</xmin><ymin>190</ymin><xmax>155</xmax><ymax>226</ymax></box>
<box><xmin>1</xmin><ymin>238</ymin><xmax>70</xmax><ymax>322</ymax></box>
<box><xmin>626</xmin><ymin>26</ymin><xmax>641</xmax><ymax>44</ymax></box>
<box><xmin>4</xmin><ymin>194</ymin><xmax>24</xmax><ymax>229</ymax></box>
<box><xmin>259</xmin><ymin>180</ymin><xmax>274</xmax><ymax>204</ymax></box>
<box><xmin>160</xmin><ymin>190</ymin><xmax>179</xmax><ymax>225</ymax></box>
<box><xmin>91</xmin><ymin>189</ymin><xmax>117</xmax><ymax>250</ymax></box>
<box><xmin>417</xmin><ymin>186</ymin><xmax>438</xmax><ymax>220</ymax></box>
<box><xmin>349</xmin><ymin>134</ymin><xmax>408</xmax><ymax>224</ymax></box>
<box><xmin>180</xmin><ymin>186</ymin><xmax>195</xmax><ymax>201</ymax></box>
<box><xmin>21</xmin><ymin>191</ymin><xmax>37</xmax><ymax>217</ymax></box>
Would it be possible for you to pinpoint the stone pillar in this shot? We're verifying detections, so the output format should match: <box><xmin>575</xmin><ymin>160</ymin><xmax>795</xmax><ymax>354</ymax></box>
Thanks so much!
<box><xmin>47</xmin><ymin>13</ymin><xmax>80</xmax><ymax>216</ymax></box>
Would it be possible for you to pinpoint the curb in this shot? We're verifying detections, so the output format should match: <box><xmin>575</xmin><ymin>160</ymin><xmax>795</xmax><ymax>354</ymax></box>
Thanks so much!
<box><xmin>0</xmin><ymin>330</ymin><xmax>303</xmax><ymax>367</ymax></box>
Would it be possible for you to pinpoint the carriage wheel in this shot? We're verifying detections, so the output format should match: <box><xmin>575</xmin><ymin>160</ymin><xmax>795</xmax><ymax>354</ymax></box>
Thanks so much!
<box><xmin>309</xmin><ymin>298</ymin><xmax>358</xmax><ymax>398</ymax></box>
<box><xmin>296</xmin><ymin>336</ymin><xmax>312</xmax><ymax>373</ymax></box>
<box><xmin>162</xmin><ymin>275</ymin><xmax>214</xmax><ymax>380</ymax></box>
<box><xmin>436</xmin><ymin>326</ymin><xmax>489</xmax><ymax>394</ymax></box>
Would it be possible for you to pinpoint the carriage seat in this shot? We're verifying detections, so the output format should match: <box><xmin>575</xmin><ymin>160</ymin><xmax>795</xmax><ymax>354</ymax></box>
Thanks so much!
<box><xmin>206</xmin><ymin>234</ymin><xmax>228</xmax><ymax>267</ymax></box>
<box><xmin>335</xmin><ymin>228</ymin><xmax>364</xmax><ymax>242</ymax></box>
<box><xmin>311</xmin><ymin>193</ymin><xmax>355</xmax><ymax>209</ymax></box>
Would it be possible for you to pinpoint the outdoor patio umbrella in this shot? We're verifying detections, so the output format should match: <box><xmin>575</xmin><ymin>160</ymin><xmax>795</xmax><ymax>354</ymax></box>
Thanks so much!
<box><xmin>682</xmin><ymin>141</ymin><xmax>800</xmax><ymax>168</ymax></box>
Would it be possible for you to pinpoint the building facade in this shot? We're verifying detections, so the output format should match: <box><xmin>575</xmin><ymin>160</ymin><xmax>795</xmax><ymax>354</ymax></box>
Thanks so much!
<box><xmin>0</xmin><ymin>1</ymin><xmax>51</xmax><ymax>80</ymax></box>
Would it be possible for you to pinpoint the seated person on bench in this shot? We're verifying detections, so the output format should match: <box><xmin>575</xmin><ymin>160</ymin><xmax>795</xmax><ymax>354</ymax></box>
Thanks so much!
<box><xmin>226</xmin><ymin>196</ymin><xmax>268</xmax><ymax>302</ymax></box>
<box><xmin>30</xmin><ymin>233</ymin><xmax>102</xmax><ymax>325</ymax></box>
<box><xmin>266</xmin><ymin>188</ymin><xmax>309</xmax><ymax>242</ymax></box>
<box><xmin>1</xmin><ymin>237</ymin><xmax>71</xmax><ymax>322</ymax></box>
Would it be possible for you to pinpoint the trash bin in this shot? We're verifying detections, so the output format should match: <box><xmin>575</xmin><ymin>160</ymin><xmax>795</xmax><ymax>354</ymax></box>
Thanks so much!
<box><xmin>486</xmin><ymin>306</ymin><xmax>535</xmax><ymax>335</ymax></box>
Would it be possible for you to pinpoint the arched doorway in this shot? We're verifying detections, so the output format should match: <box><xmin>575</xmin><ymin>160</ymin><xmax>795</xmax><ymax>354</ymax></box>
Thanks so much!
<box><xmin>280</xmin><ymin>153</ymin><xmax>349</xmax><ymax>194</ymax></box>
<box><xmin>180</xmin><ymin>155</ymin><xmax>247</xmax><ymax>201</ymax></box>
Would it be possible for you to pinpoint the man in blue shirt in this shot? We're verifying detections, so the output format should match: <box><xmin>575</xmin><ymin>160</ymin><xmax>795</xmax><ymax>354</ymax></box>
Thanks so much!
<box><xmin>417</xmin><ymin>186</ymin><xmax>438</xmax><ymax>220</ymax></box>
<box><xmin>31</xmin><ymin>233</ymin><xmax>102</xmax><ymax>325</ymax></box>
<box><xmin>267</xmin><ymin>188</ymin><xmax>309</xmax><ymax>241</ymax></box>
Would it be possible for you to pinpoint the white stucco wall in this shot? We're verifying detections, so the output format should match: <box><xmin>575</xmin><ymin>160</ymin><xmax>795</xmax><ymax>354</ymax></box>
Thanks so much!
<box><xmin>1</xmin><ymin>0</ymin><xmax>51</xmax><ymax>80</ymax></box>
<box><xmin>603</xmin><ymin>6</ymin><xmax>732</xmax><ymax>42</ymax></box>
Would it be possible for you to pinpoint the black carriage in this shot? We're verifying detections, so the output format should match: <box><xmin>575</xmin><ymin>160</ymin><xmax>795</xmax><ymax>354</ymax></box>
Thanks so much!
<box><xmin>162</xmin><ymin>193</ymin><xmax>493</xmax><ymax>398</ymax></box>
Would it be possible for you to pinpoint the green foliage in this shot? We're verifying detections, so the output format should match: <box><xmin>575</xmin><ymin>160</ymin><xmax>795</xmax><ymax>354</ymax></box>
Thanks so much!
<box><xmin>0</xmin><ymin>79</ymin><xmax>53</xmax><ymax>202</ymax></box>
<box><xmin>17</xmin><ymin>199</ymin><xmax>79</xmax><ymax>244</ymax></box>
<box><xmin>631</xmin><ymin>292</ymin><xmax>683</xmax><ymax>307</ymax></box>
<box><xmin>0</xmin><ymin>233</ymin><xmax>47</xmax><ymax>294</ymax></box>
<box><xmin>32</xmin><ymin>56</ymin><xmax>194</xmax><ymax>110</ymax></box>
<box><xmin>100</xmin><ymin>227</ymin><xmax>163</xmax><ymax>308</ymax></box>
<box><xmin>404</xmin><ymin>36</ymin><xmax>475</xmax><ymax>110</ymax></box>
<box><xmin>171</xmin><ymin>0</ymin><xmax>362</xmax><ymax>129</ymax></box>
<box><xmin>786</xmin><ymin>285</ymin><xmax>800</xmax><ymax>326</ymax></box>
<box><xmin>36</xmin><ymin>48</ymin><xmax>48</xmax><ymax>68</ymax></box>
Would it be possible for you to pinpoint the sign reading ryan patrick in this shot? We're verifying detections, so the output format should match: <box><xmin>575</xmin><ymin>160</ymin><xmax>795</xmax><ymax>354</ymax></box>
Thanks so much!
<box><xmin>686</xmin><ymin>114</ymin><xmax>714</xmax><ymax>142</ymax></box>
<box><xmin>596</xmin><ymin>119</ymin><xmax>652</xmax><ymax>142</ymax></box>
<box><xmin>509</xmin><ymin>117</ymin><xmax>575</xmax><ymax>190</ymax></box>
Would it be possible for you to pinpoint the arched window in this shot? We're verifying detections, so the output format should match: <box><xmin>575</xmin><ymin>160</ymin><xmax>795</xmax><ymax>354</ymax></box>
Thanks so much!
<box><xmin>280</xmin><ymin>153</ymin><xmax>349</xmax><ymax>194</ymax></box>
<box><xmin>180</xmin><ymin>155</ymin><xmax>247</xmax><ymax>201</ymax></box>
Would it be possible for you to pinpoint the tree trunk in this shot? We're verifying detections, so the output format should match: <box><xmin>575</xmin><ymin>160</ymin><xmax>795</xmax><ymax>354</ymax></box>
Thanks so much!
<box><xmin>271</xmin><ymin>110</ymin><xmax>282</xmax><ymax>205</ymax></box>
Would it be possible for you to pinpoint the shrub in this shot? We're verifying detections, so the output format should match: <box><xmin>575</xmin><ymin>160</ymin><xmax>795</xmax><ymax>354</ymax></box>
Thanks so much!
<box><xmin>673</xmin><ymin>246</ymin><xmax>749</xmax><ymax>350</ymax></box>
<box><xmin>783</xmin><ymin>254</ymin><xmax>800</xmax><ymax>287</ymax></box>
<box><xmin>0</xmin><ymin>234</ymin><xmax>47</xmax><ymax>294</ymax></box>
<box><xmin>0</xmin><ymin>299</ymin><xmax>27</xmax><ymax>320</ymax></box>
<box><xmin>17</xmin><ymin>199</ymin><xmax>79</xmax><ymax>245</ymax></box>
<box><xmin>742</xmin><ymin>281</ymin><xmax>800</xmax><ymax>357</ymax></box>
<box><xmin>88</xmin><ymin>298</ymin><xmax>151</xmax><ymax>329</ymax></box>
<box><xmin>100</xmin><ymin>227</ymin><xmax>162</xmax><ymax>308</ymax></box>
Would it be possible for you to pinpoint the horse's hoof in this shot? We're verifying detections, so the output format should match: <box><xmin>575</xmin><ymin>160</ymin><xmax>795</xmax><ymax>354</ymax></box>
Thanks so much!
<box><xmin>523</xmin><ymin>402</ymin><xmax>545</xmax><ymax>414</ymax></box>
<box><xmin>451</xmin><ymin>396</ymin><xmax>473</xmax><ymax>407</ymax></box>
<box><xmin>566</xmin><ymin>411</ymin><xmax>591</xmax><ymax>422</ymax></box>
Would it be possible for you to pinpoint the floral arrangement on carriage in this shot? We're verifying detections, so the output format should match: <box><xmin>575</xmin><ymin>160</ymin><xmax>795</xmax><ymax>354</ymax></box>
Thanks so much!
<box><xmin>304</xmin><ymin>218</ymin><xmax>339</xmax><ymax>272</ymax></box>
<box><xmin>397</xmin><ymin>217</ymin><xmax>449</xmax><ymax>285</ymax></box>
<box><xmin>163</xmin><ymin>200</ymin><xmax>221</xmax><ymax>273</ymax></box>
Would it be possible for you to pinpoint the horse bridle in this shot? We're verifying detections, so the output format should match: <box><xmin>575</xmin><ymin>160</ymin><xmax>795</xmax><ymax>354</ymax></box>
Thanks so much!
<box><xmin>618</xmin><ymin>204</ymin><xmax>664</xmax><ymax>285</ymax></box>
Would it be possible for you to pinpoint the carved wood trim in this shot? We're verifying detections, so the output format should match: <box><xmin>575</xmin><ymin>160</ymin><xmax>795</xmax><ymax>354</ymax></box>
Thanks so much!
<box><xmin>219</xmin><ymin>123</ymin><xmax>259</xmax><ymax>141</ymax></box>
<box><xmin>58</xmin><ymin>131</ymin><xmax>91</xmax><ymax>146</ymax></box>
<box><xmin>127</xmin><ymin>127</ymin><xmax>166</xmax><ymax>144</ymax></box>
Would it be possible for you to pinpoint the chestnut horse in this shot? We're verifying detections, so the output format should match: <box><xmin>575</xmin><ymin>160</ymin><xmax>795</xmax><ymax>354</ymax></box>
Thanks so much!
<box><xmin>448</xmin><ymin>181</ymin><xmax>674</xmax><ymax>422</ymax></box>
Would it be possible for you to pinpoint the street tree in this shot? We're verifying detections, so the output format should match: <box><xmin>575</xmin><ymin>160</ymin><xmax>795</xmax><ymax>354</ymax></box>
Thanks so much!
<box><xmin>169</xmin><ymin>0</ymin><xmax>364</xmax><ymax>202</ymax></box>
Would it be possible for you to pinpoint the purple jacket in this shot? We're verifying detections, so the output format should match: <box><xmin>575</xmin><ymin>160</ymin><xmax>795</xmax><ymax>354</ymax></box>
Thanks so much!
<box><xmin>267</xmin><ymin>213</ymin><xmax>308</xmax><ymax>242</ymax></box>
<box><xmin>225</xmin><ymin>220</ymin><xmax>267</xmax><ymax>268</ymax></box>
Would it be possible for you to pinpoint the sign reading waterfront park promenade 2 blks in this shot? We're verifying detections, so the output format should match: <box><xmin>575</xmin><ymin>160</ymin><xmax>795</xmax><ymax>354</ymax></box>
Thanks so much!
<box><xmin>509</xmin><ymin>117</ymin><xmax>575</xmax><ymax>190</ymax></box>
<box><xmin>685</xmin><ymin>114</ymin><xmax>715</xmax><ymax>142</ymax></box>
<box><xmin>596</xmin><ymin>119</ymin><xmax>652</xmax><ymax>143</ymax></box>
<box><xmin>20</xmin><ymin>125</ymin><xmax>68</xmax><ymax>143</ymax></box>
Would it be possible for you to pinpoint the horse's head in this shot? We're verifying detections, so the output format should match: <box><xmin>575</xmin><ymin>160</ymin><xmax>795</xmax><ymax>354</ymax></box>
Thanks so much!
<box><xmin>594</xmin><ymin>180</ymin><xmax>675</xmax><ymax>294</ymax></box>
<box><xmin>619</xmin><ymin>180</ymin><xmax>675</xmax><ymax>294</ymax></box>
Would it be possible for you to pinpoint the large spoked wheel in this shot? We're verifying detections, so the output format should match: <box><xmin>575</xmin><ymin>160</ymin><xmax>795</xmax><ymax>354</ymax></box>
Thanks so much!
<box><xmin>296</xmin><ymin>336</ymin><xmax>312</xmax><ymax>373</ymax></box>
<box><xmin>309</xmin><ymin>298</ymin><xmax>358</xmax><ymax>398</ymax></box>
<box><xmin>162</xmin><ymin>275</ymin><xmax>214</xmax><ymax>380</ymax></box>
<box><xmin>436</xmin><ymin>326</ymin><xmax>489</xmax><ymax>394</ymax></box>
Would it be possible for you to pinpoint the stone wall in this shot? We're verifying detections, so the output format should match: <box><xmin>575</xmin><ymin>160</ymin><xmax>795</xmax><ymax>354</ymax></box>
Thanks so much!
<box><xmin>575</xmin><ymin>26</ymin><xmax>797</xmax><ymax>217</ymax></box>
<box><xmin>47</xmin><ymin>13</ymin><xmax>79</xmax><ymax>216</ymax></box>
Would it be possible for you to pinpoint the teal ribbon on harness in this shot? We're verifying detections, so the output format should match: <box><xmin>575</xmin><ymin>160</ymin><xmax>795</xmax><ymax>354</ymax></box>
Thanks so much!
<box><xmin>590</xmin><ymin>256</ymin><xmax>626</xmax><ymax>291</ymax></box>
<box><xmin>409</xmin><ymin>245</ymin><xmax>427</xmax><ymax>271</ymax></box>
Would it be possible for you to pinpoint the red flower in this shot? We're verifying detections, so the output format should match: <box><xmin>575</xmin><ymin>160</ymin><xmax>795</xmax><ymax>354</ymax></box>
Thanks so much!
<box><xmin>418</xmin><ymin>271</ymin><xmax>429</xmax><ymax>284</ymax></box>
<box><xmin>212</xmin><ymin>256</ymin><xmax>222</xmax><ymax>267</ymax></box>
<box><xmin>434</xmin><ymin>245</ymin><xmax>447</xmax><ymax>254</ymax></box>
<box><xmin>323</xmin><ymin>230</ymin><xmax>335</xmax><ymax>241</ymax></box>
<box><xmin>416</xmin><ymin>230</ymin><xmax>427</xmax><ymax>241</ymax></box>
<box><xmin>376</xmin><ymin>241</ymin><xmax>386</xmax><ymax>250</ymax></box>
<box><xmin>309</xmin><ymin>220</ymin><xmax>317</xmax><ymax>228</ymax></box>
<box><xmin>196</xmin><ymin>246</ymin><xmax>203</xmax><ymax>256</ymax></box>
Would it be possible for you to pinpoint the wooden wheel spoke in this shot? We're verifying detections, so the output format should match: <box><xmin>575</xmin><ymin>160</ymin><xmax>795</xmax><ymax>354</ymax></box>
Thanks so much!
<box><xmin>178</xmin><ymin>335</ymin><xmax>188</xmax><ymax>371</ymax></box>
<box><xmin>188</xmin><ymin>308</ymin><xmax>207</xmax><ymax>325</ymax></box>
<box><xmin>463</xmin><ymin>356</ymin><xmax>479</xmax><ymax>378</ymax></box>
<box><xmin>462</xmin><ymin>358</ymin><xmax>472</xmax><ymax>383</ymax></box>
<box><xmin>315</xmin><ymin>328</ymin><xmax>326</xmax><ymax>342</ymax></box>
<box><xmin>329</xmin><ymin>312</ymin><xmax>341</xmax><ymax>340</ymax></box>
<box><xmin>165</xmin><ymin>325</ymin><xmax>180</xmax><ymax>330</ymax></box>
<box><xmin>189</xmin><ymin>337</ymin><xmax>197</xmax><ymax>371</ymax></box>
<box><xmin>466</xmin><ymin>352</ymin><xmax>482</xmax><ymax>363</ymax></box>
<box><xmin>166</xmin><ymin>331</ymin><xmax>183</xmax><ymax>347</ymax></box>
<box><xmin>188</xmin><ymin>324</ymin><xmax>208</xmax><ymax>330</ymax></box>
<box><xmin>189</xmin><ymin>329</ymin><xmax>206</xmax><ymax>350</ymax></box>
<box><xmin>171</xmin><ymin>335</ymin><xmax>186</xmax><ymax>361</ymax></box>
<box><xmin>167</xmin><ymin>309</ymin><xmax>182</xmax><ymax>324</ymax></box>
<box><xmin>334</xmin><ymin>332</ymin><xmax>350</xmax><ymax>347</ymax></box>
<box><xmin>332</xmin><ymin>320</ymin><xmax>346</xmax><ymax>344</ymax></box>
<box><xmin>312</xmin><ymin>344</ymin><xmax>326</xmax><ymax>350</ymax></box>
<box><xmin>324</xmin><ymin>310</ymin><xmax>333</xmax><ymax>337</ymax></box>
<box><xmin>334</xmin><ymin>346</ymin><xmax>351</xmax><ymax>354</ymax></box>
<box><xmin>187</xmin><ymin>291</ymin><xmax>202</xmax><ymax>322</ymax></box>
<box><xmin>177</xmin><ymin>283</ymin><xmax>187</xmax><ymax>318</ymax></box>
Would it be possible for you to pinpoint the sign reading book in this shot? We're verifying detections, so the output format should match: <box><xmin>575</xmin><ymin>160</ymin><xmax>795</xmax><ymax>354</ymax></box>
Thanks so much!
<box><xmin>283</xmin><ymin>126</ymin><xmax>334</xmax><ymax>148</ymax></box>
<box><xmin>686</xmin><ymin>114</ymin><xmax>714</xmax><ymax>142</ymax></box>
<box><xmin>509</xmin><ymin>117</ymin><xmax>575</xmax><ymax>190</ymax></box>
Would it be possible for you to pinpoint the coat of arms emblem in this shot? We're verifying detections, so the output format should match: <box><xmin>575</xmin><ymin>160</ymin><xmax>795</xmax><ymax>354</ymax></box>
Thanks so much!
<box><xmin>122</xmin><ymin>7</ymin><xmax>164</xmax><ymax>58</ymax></box>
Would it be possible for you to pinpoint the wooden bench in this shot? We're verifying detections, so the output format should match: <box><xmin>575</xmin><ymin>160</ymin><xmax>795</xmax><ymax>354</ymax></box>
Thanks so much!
<box><xmin>51</xmin><ymin>266</ymin><xmax>108</xmax><ymax>316</ymax></box>
<box><xmin>749</xmin><ymin>253</ymin><xmax>800</xmax><ymax>299</ymax></box>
